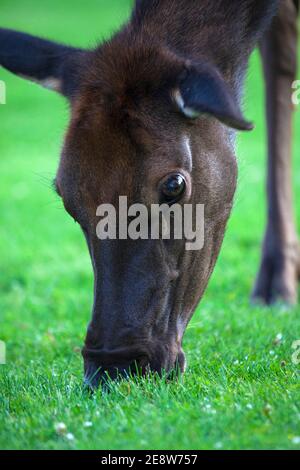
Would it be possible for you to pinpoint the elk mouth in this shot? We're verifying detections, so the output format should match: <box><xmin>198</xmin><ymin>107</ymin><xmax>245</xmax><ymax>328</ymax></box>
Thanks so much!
<box><xmin>82</xmin><ymin>344</ymin><xmax>186</xmax><ymax>390</ymax></box>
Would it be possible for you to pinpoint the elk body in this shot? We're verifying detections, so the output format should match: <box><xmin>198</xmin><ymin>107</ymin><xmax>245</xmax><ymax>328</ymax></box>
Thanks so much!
<box><xmin>0</xmin><ymin>0</ymin><xmax>299</xmax><ymax>388</ymax></box>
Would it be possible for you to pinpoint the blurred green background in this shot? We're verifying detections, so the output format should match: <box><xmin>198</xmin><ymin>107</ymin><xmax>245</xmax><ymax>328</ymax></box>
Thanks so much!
<box><xmin>0</xmin><ymin>0</ymin><xmax>299</xmax><ymax>450</ymax></box>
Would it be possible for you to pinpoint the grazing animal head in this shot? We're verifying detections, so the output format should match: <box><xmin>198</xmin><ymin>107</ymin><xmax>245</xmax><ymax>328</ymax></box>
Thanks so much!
<box><xmin>0</xmin><ymin>0</ymin><xmax>279</xmax><ymax>387</ymax></box>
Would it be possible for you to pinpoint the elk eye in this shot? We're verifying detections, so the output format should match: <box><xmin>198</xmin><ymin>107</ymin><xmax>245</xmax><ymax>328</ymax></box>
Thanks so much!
<box><xmin>160</xmin><ymin>173</ymin><xmax>186</xmax><ymax>204</ymax></box>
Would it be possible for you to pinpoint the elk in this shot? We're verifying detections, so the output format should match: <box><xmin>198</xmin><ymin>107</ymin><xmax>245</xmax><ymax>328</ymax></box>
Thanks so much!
<box><xmin>0</xmin><ymin>0</ymin><xmax>299</xmax><ymax>388</ymax></box>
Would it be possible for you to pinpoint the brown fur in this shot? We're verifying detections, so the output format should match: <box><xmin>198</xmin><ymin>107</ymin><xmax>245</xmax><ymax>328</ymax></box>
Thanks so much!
<box><xmin>1</xmin><ymin>0</ymin><xmax>298</xmax><ymax>388</ymax></box>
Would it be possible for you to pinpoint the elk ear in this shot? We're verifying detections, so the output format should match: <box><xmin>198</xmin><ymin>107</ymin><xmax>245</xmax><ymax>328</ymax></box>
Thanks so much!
<box><xmin>173</xmin><ymin>64</ymin><xmax>253</xmax><ymax>131</ymax></box>
<box><xmin>0</xmin><ymin>28</ymin><xmax>85</xmax><ymax>98</ymax></box>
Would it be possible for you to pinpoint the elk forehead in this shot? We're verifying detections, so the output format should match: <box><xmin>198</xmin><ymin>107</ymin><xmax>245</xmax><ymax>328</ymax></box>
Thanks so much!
<box><xmin>59</xmin><ymin>50</ymin><xmax>195</xmax><ymax>201</ymax></box>
<box><xmin>58</xmin><ymin>99</ymin><xmax>194</xmax><ymax>227</ymax></box>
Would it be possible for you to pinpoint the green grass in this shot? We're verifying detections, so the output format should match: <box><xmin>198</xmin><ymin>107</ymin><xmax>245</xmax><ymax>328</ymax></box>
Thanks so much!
<box><xmin>0</xmin><ymin>0</ymin><xmax>300</xmax><ymax>450</ymax></box>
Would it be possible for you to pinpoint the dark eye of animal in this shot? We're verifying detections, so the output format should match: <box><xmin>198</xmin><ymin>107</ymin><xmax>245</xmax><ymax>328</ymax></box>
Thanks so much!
<box><xmin>160</xmin><ymin>174</ymin><xmax>186</xmax><ymax>204</ymax></box>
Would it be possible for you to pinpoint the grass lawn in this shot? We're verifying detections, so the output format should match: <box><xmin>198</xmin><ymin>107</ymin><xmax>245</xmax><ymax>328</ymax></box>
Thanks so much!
<box><xmin>0</xmin><ymin>0</ymin><xmax>300</xmax><ymax>450</ymax></box>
